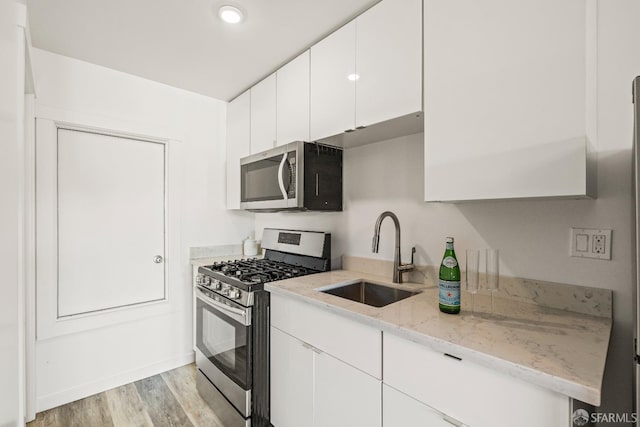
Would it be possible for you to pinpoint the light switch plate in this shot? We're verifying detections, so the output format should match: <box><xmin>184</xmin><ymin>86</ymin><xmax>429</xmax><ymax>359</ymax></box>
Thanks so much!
<box><xmin>570</xmin><ymin>228</ymin><xmax>612</xmax><ymax>260</ymax></box>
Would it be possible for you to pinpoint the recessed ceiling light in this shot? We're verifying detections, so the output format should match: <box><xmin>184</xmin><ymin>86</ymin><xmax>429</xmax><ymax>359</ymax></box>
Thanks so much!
<box><xmin>219</xmin><ymin>5</ymin><xmax>244</xmax><ymax>24</ymax></box>
<box><xmin>347</xmin><ymin>74</ymin><xmax>360</xmax><ymax>81</ymax></box>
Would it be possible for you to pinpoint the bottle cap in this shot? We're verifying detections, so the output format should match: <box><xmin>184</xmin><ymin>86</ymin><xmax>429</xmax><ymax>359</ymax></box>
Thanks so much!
<box><xmin>446</xmin><ymin>237</ymin><xmax>454</xmax><ymax>243</ymax></box>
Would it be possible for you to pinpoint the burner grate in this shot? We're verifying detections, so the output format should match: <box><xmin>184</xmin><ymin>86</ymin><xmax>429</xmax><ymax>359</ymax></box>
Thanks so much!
<box><xmin>205</xmin><ymin>258</ymin><xmax>319</xmax><ymax>285</ymax></box>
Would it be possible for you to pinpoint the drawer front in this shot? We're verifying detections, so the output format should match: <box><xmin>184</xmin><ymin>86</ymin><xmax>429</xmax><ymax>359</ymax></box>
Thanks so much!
<box><xmin>383</xmin><ymin>333</ymin><xmax>569</xmax><ymax>427</ymax></box>
<box><xmin>271</xmin><ymin>293</ymin><xmax>381</xmax><ymax>378</ymax></box>
<box><xmin>383</xmin><ymin>385</ymin><xmax>453</xmax><ymax>427</ymax></box>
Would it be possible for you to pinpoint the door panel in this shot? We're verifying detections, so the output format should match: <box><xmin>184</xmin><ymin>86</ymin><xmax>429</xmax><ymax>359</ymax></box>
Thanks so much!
<box><xmin>355</xmin><ymin>0</ymin><xmax>422</xmax><ymax>127</ymax></box>
<box><xmin>310</xmin><ymin>21</ymin><xmax>356</xmax><ymax>141</ymax></box>
<box><xmin>277</xmin><ymin>51</ymin><xmax>310</xmax><ymax>145</ymax></box>
<box><xmin>226</xmin><ymin>90</ymin><xmax>251</xmax><ymax>209</ymax></box>
<box><xmin>56</xmin><ymin>129</ymin><xmax>165</xmax><ymax>316</ymax></box>
<box><xmin>314</xmin><ymin>351</ymin><xmax>381</xmax><ymax>427</ymax></box>
<box><xmin>270</xmin><ymin>327</ymin><xmax>313</xmax><ymax>427</ymax></box>
<box><xmin>250</xmin><ymin>74</ymin><xmax>277</xmax><ymax>154</ymax></box>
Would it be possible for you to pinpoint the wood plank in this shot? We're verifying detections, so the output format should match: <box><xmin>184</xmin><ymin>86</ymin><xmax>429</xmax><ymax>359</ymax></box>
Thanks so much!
<box><xmin>134</xmin><ymin>374</ymin><xmax>194</xmax><ymax>427</ymax></box>
<box><xmin>26</xmin><ymin>406</ymin><xmax>61</xmax><ymax>427</ymax></box>
<box><xmin>105</xmin><ymin>383</ymin><xmax>154</xmax><ymax>427</ymax></box>
<box><xmin>56</xmin><ymin>393</ymin><xmax>114</xmax><ymax>427</ymax></box>
<box><xmin>161</xmin><ymin>364</ymin><xmax>225</xmax><ymax>427</ymax></box>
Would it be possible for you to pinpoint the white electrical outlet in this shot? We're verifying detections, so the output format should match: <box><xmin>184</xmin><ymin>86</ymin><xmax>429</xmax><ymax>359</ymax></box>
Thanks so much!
<box><xmin>570</xmin><ymin>228</ymin><xmax>612</xmax><ymax>260</ymax></box>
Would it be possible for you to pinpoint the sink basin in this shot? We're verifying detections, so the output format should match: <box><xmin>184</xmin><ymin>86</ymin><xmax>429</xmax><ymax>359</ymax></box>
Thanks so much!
<box><xmin>318</xmin><ymin>280</ymin><xmax>420</xmax><ymax>307</ymax></box>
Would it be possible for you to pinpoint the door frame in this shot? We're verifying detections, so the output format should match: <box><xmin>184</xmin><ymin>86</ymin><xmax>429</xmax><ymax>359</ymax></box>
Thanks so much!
<box><xmin>35</xmin><ymin>116</ymin><xmax>176</xmax><ymax>339</ymax></box>
<box><xmin>55</xmin><ymin>122</ymin><xmax>169</xmax><ymax>318</ymax></box>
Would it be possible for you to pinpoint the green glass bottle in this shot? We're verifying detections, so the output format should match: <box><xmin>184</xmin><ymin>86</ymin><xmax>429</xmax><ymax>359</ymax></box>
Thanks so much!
<box><xmin>439</xmin><ymin>237</ymin><xmax>461</xmax><ymax>314</ymax></box>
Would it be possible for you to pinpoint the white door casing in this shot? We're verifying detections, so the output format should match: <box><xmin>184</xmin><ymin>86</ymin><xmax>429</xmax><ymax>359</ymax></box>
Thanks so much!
<box><xmin>36</xmin><ymin>119</ymin><xmax>171</xmax><ymax>339</ymax></box>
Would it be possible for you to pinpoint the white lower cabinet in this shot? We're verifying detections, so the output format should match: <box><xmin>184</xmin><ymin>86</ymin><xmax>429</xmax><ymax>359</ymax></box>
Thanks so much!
<box><xmin>270</xmin><ymin>294</ymin><xmax>382</xmax><ymax>427</ymax></box>
<box><xmin>270</xmin><ymin>326</ymin><xmax>313</xmax><ymax>427</ymax></box>
<box><xmin>383</xmin><ymin>385</ymin><xmax>453</xmax><ymax>427</ymax></box>
<box><xmin>270</xmin><ymin>293</ymin><xmax>571</xmax><ymax>427</ymax></box>
<box><xmin>315</xmin><ymin>350</ymin><xmax>381</xmax><ymax>427</ymax></box>
<box><xmin>270</xmin><ymin>326</ymin><xmax>381</xmax><ymax>427</ymax></box>
<box><xmin>384</xmin><ymin>333</ymin><xmax>570</xmax><ymax>427</ymax></box>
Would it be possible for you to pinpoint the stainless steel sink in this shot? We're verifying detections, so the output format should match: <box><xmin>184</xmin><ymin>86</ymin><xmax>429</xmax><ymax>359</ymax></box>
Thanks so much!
<box><xmin>318</xmin><ymin>280</ymin><xmax>420</xmax><ymax>307</ymax></box>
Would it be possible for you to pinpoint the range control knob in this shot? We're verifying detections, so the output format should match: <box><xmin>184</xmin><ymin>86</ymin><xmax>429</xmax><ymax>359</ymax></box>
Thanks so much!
<box><xmin>228</xmin><ymin>289</ymin><xmax>241</xmax><ymax>299</ymax></box>
<box><xmin>195</xmin><ymin>274</ymin><xmax>204</xmax><ymax>285</ymax></box>
<box><xmin>203</xmin><ymin>276</ymin><xmax>211</xmax><ymax>286</ymax></box>
<box><xmin>212</xmin><ymin>280</ymin><xmax>222</xmax><ymax>290</ymax></box>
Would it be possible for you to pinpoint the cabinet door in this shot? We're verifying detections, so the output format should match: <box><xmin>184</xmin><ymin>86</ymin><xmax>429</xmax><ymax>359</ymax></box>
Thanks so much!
<box><xmin>383</xmin><ymin>385</ymin><xmax>454</xmax><ymax>427</ymax></box>
<box><xmin>356</xmin><ymin>0</ymin><xmax>422</xmax><ymax>127</ymax></box>
<box><xmin>310</xmin><ymin>21</ymin><xmax>356</xmax><ymax>141</ymax></box>
<box><xmin>315</xmin><ymin>351</ymin><xmax>381</xmax><ymax>427</ymax></box>
<box><xmin>250</xmin><ymin>73</ymin><xmax>277</xmax><ymax>154</ymax></box>
<box><xmin>270</xmin><ymin>327</ymin><xmax>313</xmax><ymax>427</ymax></box>
<box><xmin>226</xmin><ymin>90</ymin><xmax>250</xmax><ymax>209</ymax></box>
<box><xmin>424</xmin><ymin>0</ymin><xmax>591</xmax><ymax>201</ymax></box>
<box><xmin>277</xmin><ymin>51</ymin><xmax>310</xmax><ymax>145</ymax></box>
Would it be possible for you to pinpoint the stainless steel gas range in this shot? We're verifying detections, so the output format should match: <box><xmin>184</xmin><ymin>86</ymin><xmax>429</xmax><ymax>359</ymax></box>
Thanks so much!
<box><xmin>194</xmin><ymin>228</ymin><xmax>331</xmax><ymax>427</ymax></box>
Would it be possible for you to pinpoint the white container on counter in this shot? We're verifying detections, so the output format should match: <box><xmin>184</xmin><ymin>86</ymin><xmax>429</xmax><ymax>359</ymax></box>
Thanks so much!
<box><xmin>244</xmin><ymin>235</ymin><xmax>258</xmax><ymax>257</ymax></box>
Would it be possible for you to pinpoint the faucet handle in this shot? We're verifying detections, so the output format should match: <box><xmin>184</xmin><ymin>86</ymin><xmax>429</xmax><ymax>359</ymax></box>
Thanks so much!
<box><xmin>410</xmin><ymin>246</ymin><xmax>416</xmax><ymax>265</ymax></box>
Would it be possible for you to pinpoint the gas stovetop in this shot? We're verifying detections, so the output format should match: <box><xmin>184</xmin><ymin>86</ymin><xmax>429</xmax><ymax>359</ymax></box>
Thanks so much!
<box><xmin>205</xmin><ymin>258</ymin><xmax>319</xmax><ymax>284</ymax></box>
<box><xmin>195</xmin><ymin>229</ymin><xmax>331</xmax><ymax>307</ymax></box>
<box><xmin>196</xmin><ymin>257</ymin><xmax>323</xmax><ymax>307</ymax></box>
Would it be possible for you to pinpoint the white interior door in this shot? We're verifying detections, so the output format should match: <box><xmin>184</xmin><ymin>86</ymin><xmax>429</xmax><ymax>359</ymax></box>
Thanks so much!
<box><xmin>36</xmin><ymin>120</ymin><xmax>168</xmax><ymax>338</ymax></box>
<box><xmin>56</xmin><ymin>128</ymin><xmax>166</xmax><ymax>316</ymax></box>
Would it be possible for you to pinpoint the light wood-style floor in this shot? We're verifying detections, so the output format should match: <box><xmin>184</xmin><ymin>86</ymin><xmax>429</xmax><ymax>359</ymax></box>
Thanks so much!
<box><xmin>28</xmin><ymin>364</ymin><xmax>225</xmax><ymax>427</ymax></box>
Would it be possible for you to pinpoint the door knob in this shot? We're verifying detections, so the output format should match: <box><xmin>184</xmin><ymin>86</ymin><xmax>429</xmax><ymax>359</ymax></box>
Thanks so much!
<box><xmin>153</xmin><ymin>255</ymin><xmax>164</xmax><ymax>264</ymax></box>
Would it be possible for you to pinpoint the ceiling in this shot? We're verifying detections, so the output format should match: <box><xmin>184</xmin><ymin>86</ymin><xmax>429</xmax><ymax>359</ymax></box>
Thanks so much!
<box><xmin>26</xmin><ymin>0</ymin><xmax>378</xmax><ymax>101</ymax></box>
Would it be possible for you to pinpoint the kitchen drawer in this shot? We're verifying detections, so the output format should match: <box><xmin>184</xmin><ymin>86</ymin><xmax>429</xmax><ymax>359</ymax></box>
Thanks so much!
<box><xmin>383</xmin><ymin>385</ymin><xmax>453</xmax><ymax>427</ymax></box>
<box><xmin>383</xmin><ymin>333</ymin><xmax>569</xmax><ymax>427</ymax></box>
<box><xmin>270</xmin><ymin>293</ymin><xmax>381</xmax><ymax>378</ymax></box>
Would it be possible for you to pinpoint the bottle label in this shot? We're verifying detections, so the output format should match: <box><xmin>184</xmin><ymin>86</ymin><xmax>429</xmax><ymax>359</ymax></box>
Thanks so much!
<box><xmin>442</xmin><ymin>256</ymin><xmax>458</xmax><ymax>268</ymax></box>
<box><xmin>439</xmin><ymin>279</ymin><xmax>461</xmax><ymax>307</ymax></box>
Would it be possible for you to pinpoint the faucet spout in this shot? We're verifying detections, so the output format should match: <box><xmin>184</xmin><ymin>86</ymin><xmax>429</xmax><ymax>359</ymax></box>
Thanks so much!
<box><xmin>371</xmin><ymin>211</ymin><xmax>414</xmax><ymax>283</ymax></box>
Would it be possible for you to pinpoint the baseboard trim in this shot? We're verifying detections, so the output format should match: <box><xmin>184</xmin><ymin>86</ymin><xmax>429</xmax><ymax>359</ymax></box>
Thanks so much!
<box><xmin>36</xmin><ymin>351</ymin><xmax>195</xmax><ymax>413</ymax></box>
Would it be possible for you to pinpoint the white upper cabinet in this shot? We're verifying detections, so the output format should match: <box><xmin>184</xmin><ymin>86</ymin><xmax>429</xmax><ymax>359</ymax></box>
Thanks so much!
<box><xmin>226</xmin><ymin>90</ymin><xmax>250</xmax><ymax>209</ymax></box>
<box><xmin>355</xmin><ymin>0</ymin><xmax>422</xmax><ymax>128</ymax></box>
<box><xmin>310</xmin><ymin>0</ymin><xmax>423</xmax><ymax>142</ymax></box>
<box><xmin>424</xmin><ymin>0</ymin><xmax>595</xmax><ymax>202</ymax></box>
<box><xmin>310</xmin><ymin>21</ymin><xmax>357</xmax><ymax>141</ymax></box>
<box><xmin>250</xmin><ymin>73</ymin><xmax>277</xmax><ymax>154</ymax></box>
<box><xmin>277</xmin><ymin>51</ymin><xmax>310</xmax><ymax>145</ymax></box>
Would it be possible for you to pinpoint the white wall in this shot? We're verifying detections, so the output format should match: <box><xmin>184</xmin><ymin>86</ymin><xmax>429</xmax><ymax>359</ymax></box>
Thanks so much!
<box><xmin>256</xmin><ymin>0</ymin><xmax>640</xmax><ymax>420</ymax></box>
<box><xmin>0</xmin><ymin>1</ymin><xmax>21</xmax><ymax>426</ymax></box>
<box><xmin>31</xmin><ymin>48</ymin><xmax>253</xmax><ymax>411</ymax></box>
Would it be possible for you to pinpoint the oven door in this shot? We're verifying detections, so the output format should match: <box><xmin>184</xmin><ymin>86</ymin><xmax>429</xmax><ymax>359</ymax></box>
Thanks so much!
<box><xmin>240</xmin><ymin>142</ymin><xmax>301</xmax><ymax>210</ymax></box>
<box><xmin>195</xmin><ymin>286</ymin><xmax>252</xmax><ymax>417</ymax></box>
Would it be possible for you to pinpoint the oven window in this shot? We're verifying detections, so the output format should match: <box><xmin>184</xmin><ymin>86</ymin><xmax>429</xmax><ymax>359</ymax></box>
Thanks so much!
<box><xmin>196</xmin><ymin>298</ymin><xmax>251</xmax><ymax>390</ymax></box>
<box><xmin>241</xmin><ymin>155</ymin><xmax>286</xmax><ymax>202</ymax></box>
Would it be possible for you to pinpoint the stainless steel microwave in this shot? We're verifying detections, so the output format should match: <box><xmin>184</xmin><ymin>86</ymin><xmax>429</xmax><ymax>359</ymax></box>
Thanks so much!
<box><xmin>239</xmin><ymin>141</ymin><xmax>343</xmax><ymax>211</ymax></box>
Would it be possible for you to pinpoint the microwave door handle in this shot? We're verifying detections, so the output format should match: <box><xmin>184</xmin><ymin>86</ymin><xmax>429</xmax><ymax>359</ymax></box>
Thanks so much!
<box><xmin>277</xmin><ymin>152</ymin><xmax>288</xmax><ymax>200</ymax></box>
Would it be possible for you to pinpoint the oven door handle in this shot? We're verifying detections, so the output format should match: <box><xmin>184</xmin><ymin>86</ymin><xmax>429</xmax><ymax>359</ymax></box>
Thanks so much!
<box><xmin>277</xmin><ymin>152</ymin><xmax>289</xmax><ymax>200</ymax></box>
<box><xmin>195</xmin><ymin>288</ymin><xmax>251</xmax><ymax>326</ymax></box>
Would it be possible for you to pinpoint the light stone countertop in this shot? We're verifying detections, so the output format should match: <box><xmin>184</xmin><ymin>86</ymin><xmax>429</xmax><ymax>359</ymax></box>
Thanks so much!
<box><xmin>265</xmin><ymin>269</ymin><xmax>612</xmax><ymax>406</ymax></box>
<box><xmin>190</xmin><ymin>254</ymin><xmax>246</xmax><ymax>267</ymax></box>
